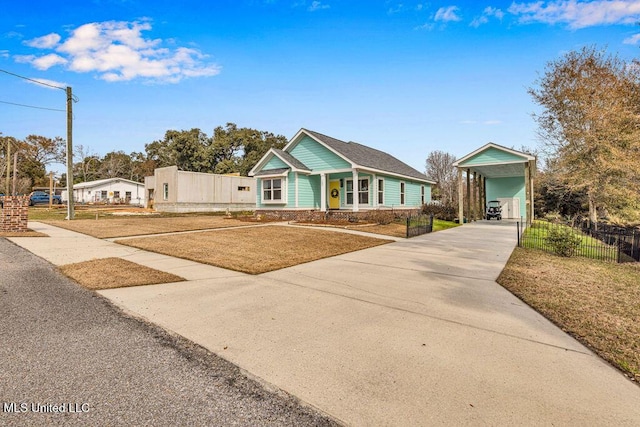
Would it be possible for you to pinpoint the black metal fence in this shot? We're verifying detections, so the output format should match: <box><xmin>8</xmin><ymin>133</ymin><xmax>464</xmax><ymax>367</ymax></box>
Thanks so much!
<box><xmin>406</xmin><ymin>214</ymin><xmax>433</xmax><ymax>238</ymax></box>
<box><xmin>517</xmin><ymin>220</ymin><xmax>639</xmax><ymax>263</ymax></box>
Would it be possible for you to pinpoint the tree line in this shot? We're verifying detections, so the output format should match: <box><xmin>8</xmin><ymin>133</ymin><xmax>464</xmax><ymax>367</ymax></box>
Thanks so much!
<box><xmin>1</xmin><ymin>123</ymin><xmax>287</xmax><ymax>195</ymax></box>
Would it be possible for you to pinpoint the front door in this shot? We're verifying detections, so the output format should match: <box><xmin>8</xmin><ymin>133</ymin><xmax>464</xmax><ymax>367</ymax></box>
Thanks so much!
<box><xmin>329</xmin><ymin>180</ymin><xmax>340</xmax><ymax>209</ymax></box>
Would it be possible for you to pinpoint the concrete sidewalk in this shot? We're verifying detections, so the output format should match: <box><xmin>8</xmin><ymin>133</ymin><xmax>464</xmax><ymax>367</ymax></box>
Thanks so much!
<box><xmin>9</xmin><ymin>221</ymin><xmax>640</xmax><ymax>425</ymax></box>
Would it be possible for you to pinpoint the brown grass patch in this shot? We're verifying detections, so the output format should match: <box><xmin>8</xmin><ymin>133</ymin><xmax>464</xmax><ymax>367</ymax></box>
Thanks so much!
<box><xmin>295</xmin><ymin>221</ymin><xmax>406</xmax><ymax>238</ymax></box>
<box><xmin>60</xmin><ymin>257</ymin><xmax>185</xmax><ymax>290</ymax></box>
<box><xmin>497</xmin><ymin>247</ymin><xmax>640</xmax><ymax>383</ymax></box>
<box><xmin>0</xmin><ymin>229</ymin><xmax>48</xmax><ymax>237</ymax></box>
<box><xmin>43</xmin><ymin>216</ymin><xmax>260</xmax><ymax>238</ymax></box>
<box><xmin>117</xmin><ymin>225</ymin><xmax>391</xmax><ymax>274</ymax></box>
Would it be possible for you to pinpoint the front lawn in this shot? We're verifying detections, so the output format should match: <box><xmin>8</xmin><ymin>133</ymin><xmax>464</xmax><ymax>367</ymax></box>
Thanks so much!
<box><xmin>116</xmin><ymin>225</ymin><xmax>392</xmax><ymax>274</ymax></box>
<box><xmin>497</xmin><ymin>247</ymin><xmax>640</xmax><ymax>383</ymax></box>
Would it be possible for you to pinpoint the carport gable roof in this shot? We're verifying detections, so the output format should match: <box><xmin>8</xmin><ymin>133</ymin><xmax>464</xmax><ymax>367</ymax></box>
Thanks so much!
<box><xmin>453</xmin><ymin>143</ymin><xmax>535</xmax><ymax>178</ymax></box>
<box><xmin>285</xmin><ymin>128</ymin><xmax>434</xmax><ymax>183</ymax></box>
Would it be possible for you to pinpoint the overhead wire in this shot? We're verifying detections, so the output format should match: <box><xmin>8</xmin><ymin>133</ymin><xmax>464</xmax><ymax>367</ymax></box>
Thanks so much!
<box><xmin>0</xmin><ymin>68</ymin><xmax>79</xmax><ymax>109</ymax></box>
<box><xmin>0</xmin><ymin>99</ymin><xmax>66</xmax><ymax>112</ymax></box>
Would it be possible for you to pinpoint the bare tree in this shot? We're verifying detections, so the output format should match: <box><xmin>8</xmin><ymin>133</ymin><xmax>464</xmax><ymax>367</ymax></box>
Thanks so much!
<box><xmin>425</xmin><ymin>150</ymin><xmax>457</xmax><ymax>205</ymax></box>
<box><xmin>529</xmin><ymin>46</ymin><xmax>640</xmax><ymax>224</ymax></box>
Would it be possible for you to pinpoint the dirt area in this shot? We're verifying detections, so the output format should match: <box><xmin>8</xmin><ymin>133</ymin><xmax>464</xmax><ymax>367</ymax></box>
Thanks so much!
<box><xmin>42</xmin><ymin>215</ymin><xmax>266</xmax><ymax>239</ymax></box>
<box><xmin>60</xmin><ymin>257</ymin><xmax>185</xmax><ymax>290</ymax></box>
<box><xmin>0</xmin><ymin>230</ymin><xmax>48</xmax><ymax>237</ymax></box>
<box><xmin>498</xmin><ymin>247</ymin><xmax>640</xmax><ymax>383</ymax></box>
<box><xmin>117</xmin><ymin>225</ymin><xmax>392</xmax><ymax>274</ymax></box>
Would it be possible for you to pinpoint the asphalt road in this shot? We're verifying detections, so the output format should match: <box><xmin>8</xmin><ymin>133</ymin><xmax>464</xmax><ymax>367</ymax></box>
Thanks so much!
<box><xmin>0</xmin><ymin>238</ymin><xmax>339</xmax><ymax>426</ymax></box>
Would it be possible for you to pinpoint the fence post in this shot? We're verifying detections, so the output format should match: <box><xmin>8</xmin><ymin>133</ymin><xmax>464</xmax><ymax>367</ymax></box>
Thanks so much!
<box><xmin>430</xmin><ymin>214</ymin><xmax>434</xmax><ymax>233</ymax></box>
<box><xmin>517</xmin><ymin>221</ymin><xmax>520</xmax><ymax>247</ymax></box>
<box><xmin>406</xmin><ymin>216</ymin><xmax>410</xmax><ymax>239</ymax></box>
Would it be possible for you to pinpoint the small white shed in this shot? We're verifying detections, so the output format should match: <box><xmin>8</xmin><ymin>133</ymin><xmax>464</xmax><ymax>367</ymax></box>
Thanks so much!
<box><xmin>64</xmin><ymin>178</ymin><xmax>146</xmax><ymax>206</ymax></box>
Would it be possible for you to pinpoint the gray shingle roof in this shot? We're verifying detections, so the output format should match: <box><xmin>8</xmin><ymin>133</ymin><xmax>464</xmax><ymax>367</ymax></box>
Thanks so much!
<box><xmin>303</xmin><ymin>129</ymin><xmax>429</xmax><ymax>182</ymax></box>
<box><xmin>273</xmin><ymin>149</ymin><xmax>310</xmax><ymax>171</ymax></box>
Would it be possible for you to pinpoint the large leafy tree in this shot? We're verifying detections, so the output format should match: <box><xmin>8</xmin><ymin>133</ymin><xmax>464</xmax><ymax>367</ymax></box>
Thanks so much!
<box><xmin>211</xmin><ymin>123</ymin><xmax>287</xmax><ymax>176</ymax></box>
<box><xmin>529</xmin><ymin>46</ymin><xmax>640</xmax><ymax>224</ymax></box>
<box><xmin>144</xmin><ymin>123</ymin><xmax>287</xmax><ymax>176</ymax></box>
<box><xmin>1</xmin><ymin>134</ymin><xmax>65</xmax><ymax>192</ymax></box>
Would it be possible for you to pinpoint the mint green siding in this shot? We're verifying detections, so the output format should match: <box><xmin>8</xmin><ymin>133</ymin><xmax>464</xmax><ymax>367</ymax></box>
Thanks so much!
<box><xmin>288</xmin><ymin>172</ymin><xmax>296</xmax><ymax>205</ymax></box>
<box><xmin>486</xmin><ymin>177</ymin><xmax>526</xmax><ymax>219</ymax></box>
<box><xmin>289</xmin><ymin>136</ymin><xmax>351</xmax><ymax>171</ymax></box>
<box><xmin>459</xmin><ymin>147</ymin><xmax>528</xmax><ymax>166</ymax></box>
<box><xmin>297</xmin><ymin>174</ymin><xmax>319</xmax><ymax>208</ymax></box>
<box><xmin>264</xmin><ymin>155</ymin><xmax>288</xmax><ymax>170</ymax></box>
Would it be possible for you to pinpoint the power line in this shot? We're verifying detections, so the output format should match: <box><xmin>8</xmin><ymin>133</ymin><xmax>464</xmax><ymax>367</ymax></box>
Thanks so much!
<box><xmin>0</xmin><ymin>99</ymin><xmax>66</xmax><ymax>112</ymax></box>
<box><xmin>0</xmin><ymin>68</ymin><xmax>66</xmax><ymax>91</ymax></box>
<box><xmin>0</xmin><ymin>68</ymin><xmax>79</xmax><ymax>103</ymax></box>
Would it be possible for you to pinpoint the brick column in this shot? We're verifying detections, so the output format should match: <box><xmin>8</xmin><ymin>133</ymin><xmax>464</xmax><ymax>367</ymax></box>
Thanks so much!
<box><xmin>0</xmin><ymin>196</ymin><xmax>30</xmax><ymax>232</ymax></box>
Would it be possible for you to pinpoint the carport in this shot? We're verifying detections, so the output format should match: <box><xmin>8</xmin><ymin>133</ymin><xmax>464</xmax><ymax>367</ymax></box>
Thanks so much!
<box><xmin>453</xmin><ymin>143</ymin><xmax>536</xmax><ymax>224</ymax></box>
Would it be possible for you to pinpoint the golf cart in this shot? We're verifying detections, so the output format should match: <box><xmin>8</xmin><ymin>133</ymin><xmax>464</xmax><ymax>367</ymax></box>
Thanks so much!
<box><xmin>486</xmin><ymin>200</ymin><xmax>502</xmax><ymax>220</ymax></box>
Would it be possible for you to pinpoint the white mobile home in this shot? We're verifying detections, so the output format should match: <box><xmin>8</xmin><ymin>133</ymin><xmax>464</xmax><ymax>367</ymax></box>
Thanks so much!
<box><xmin>145</xmin><ymin>166</ymin><xmax>256</xmax><ymax>213</ymax></box>
<box><xmin>64</xmin><ymin>178</ymin><xmax>145</xmax><ymax>206</ymax></box>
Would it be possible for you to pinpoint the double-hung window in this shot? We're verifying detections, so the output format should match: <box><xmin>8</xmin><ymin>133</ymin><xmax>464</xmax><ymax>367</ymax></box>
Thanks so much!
<box><xmin>262</xmin><ymin>178</ymin><xmax>283</xmax><ymax>202</ymax></box>
<box><xmin>346</xmin><ymin>178</ymin><xmax>369</xmax><ymax>205</ymax></box>
<box><xmin>400</xmin><ymin>182</ymin><xmax>405</xmax><ymax>205</ymax></box>
<box><xmin>377</xmin><ymin>179</ymin><xmax>384</xmax><ymax>205</ymax></box>
<box><xmin>421</xmin><ymin>185</ymin><xmax>425</xmax><ymax>204</ymax></box>
<box><xmin>358</xmin><ymin>179</ymin><xmax>369</xmax><ymax>204</ymax></box>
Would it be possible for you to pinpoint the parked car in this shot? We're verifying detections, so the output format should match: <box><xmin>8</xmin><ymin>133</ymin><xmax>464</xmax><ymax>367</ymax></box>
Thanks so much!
<box><xmin>29</xmin><ymin>191</ymin><xmax>62</xmax><ymax>206</ymax></box>
<box><xmin>486</xmin><ymin>200</ymin><xmax>502</xmax><ymax>220</ymax></box>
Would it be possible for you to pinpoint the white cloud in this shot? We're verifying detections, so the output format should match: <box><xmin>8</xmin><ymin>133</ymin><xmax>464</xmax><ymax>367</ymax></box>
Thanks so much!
<box><xmin>26</xmin><ymin>78</ymin><xmax>67</xmax><ymax>90</ymax></box>
<box><xmin>471</xmin><ymin>6</ymin><xmax>505</xmax><ymax>27</ymax></box>
<box><xmin>484</xmin><ymin>120</ymin><xmax>502</xmax><ymax>125</ymax></box>
<box><xmin>32</xmin><ymin>53</ymin><xmax>68</xmax><ymax>70</ymax></box>
<box><xmin>14</xmin><ymin>20</ymin><xmax>220</xmax><ymax>83</ymax></box>
<box><xmin>308</xmin><ymin>1</ymin><xmax>330</xmax><ymax>11</ymax></box>
<box><xmin>435</xmin><ymin>6</ymin><xmax>462</xmax><ymax>22</ymax></box>
<box><xmin>509</xmin><ymin>0</ymin><xmax>640</xmax><ymax>29</ymax></box>
<box><xmin>623</xmin><ymin>32</ymin><xmax>640</xmax><ymax>43</ymax></box>
<box><xmin>24</xmin><ymin>33</ymin><xmax>61</xmax><ymax>49</ymax></box>
<box><xmin>0</xmin><ymin>50</ymin><xmax>9</xmax><ymax>58</ymax></box>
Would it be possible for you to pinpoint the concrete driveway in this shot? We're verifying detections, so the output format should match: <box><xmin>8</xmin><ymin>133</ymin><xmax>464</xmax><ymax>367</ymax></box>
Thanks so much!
<box><xmin>10</xmin><ymin>221</ymin><xmax>640</xmax><ymax>425</ymax></box>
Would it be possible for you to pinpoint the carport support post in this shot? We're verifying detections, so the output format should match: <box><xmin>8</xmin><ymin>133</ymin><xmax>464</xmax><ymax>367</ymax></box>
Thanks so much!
<box><xmin>524</xmin><ymin>162</ymin><xmax>531</xmax><ymax>226</ymax></box>
<box><xmin>457</xmin><ymin>168</ymin><xmax>464</xmax><ymax>224</ymax></box>
<box><xmin>465</xmin><ymin>169</ymin><xmax>471</xmax><ymax>224</ymax></box>
<box><xmin>472</xmin><ymin>171</ymin><xmax>478</xmax><ymax>221</ymax></box>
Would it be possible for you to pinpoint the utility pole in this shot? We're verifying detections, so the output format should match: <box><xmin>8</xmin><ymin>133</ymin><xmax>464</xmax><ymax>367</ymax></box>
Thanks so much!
<box><xmin>5</xmin><ymin>138</ymin><xmax>10</xmax><ymax>195</ymax></box>
<box><xmin>12</xmin><ymin>152</ymin><xmax>17</xmax><ymax>196</ymax></box>
<box><xmin>66</xmin><ymin>86</ymin><xmax>74</xmax><ymax>219</ymax></box>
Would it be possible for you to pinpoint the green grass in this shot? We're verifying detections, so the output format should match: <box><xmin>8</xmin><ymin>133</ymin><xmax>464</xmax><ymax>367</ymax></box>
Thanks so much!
<box><xmin>433</xmin><ymin>219</ymin><xmax>460</xmax><ymax>232</ymax></box>
<box><xmin>522</xmin><ymin>220</ymin><xmax>618</xmax><ymax>261</ymax></box>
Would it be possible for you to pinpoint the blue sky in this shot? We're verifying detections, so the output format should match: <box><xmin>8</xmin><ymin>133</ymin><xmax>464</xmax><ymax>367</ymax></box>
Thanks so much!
<box><xmin>2</xmin><ymin>0</ymin><xmax>640</xmax><ymax>174</ymax></box>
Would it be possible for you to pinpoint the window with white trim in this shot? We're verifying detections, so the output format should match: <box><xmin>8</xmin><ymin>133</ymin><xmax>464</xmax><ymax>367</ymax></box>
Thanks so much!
<box><xmin>358</xmin><ymin>178</ymin><xmax>369</xmax><ymax>204</ymax></box>
<box><xmin>262</xmin><ymin>178</ymin><xmax>283</xmax><ymax>202</ymax></box>
<box><xmin>162</xmin><ymin>184</ymin><xmax>168</xmax><ymax>200</ymax></box>
<box><xmin>346</xmin><ymin>178</ymin><xmax>369</xmax><ymax>205</ymax></box>
<box><xmin>377</xmin><ymin>179</ymin><xmax>384</xmax><ymax>205</ymax></box>
<box><xmin>421</xmin><ymin>185</ymin><xmax>425</xmax><ymax>204</ymax></box>
<box><xmin>400</xmin><ymin>181</ymin><xmax>405</xmax><ymax>205</ymax></box>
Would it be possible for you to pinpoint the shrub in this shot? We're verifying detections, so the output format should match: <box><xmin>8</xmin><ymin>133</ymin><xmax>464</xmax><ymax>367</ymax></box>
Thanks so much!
<box><xmin>366</xmin><ymin>210</ymin><xmax>395</xmax><ymax>225</ymax></box>
<box><xmin>545</xmin><ymin>226</ymin><xmax>582</xmax><ymax>257</ymax></box>
<box><xmin>421</xmin><ymin>202</ymin><xmax>457</xmax><ymax>221</ymax></box>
